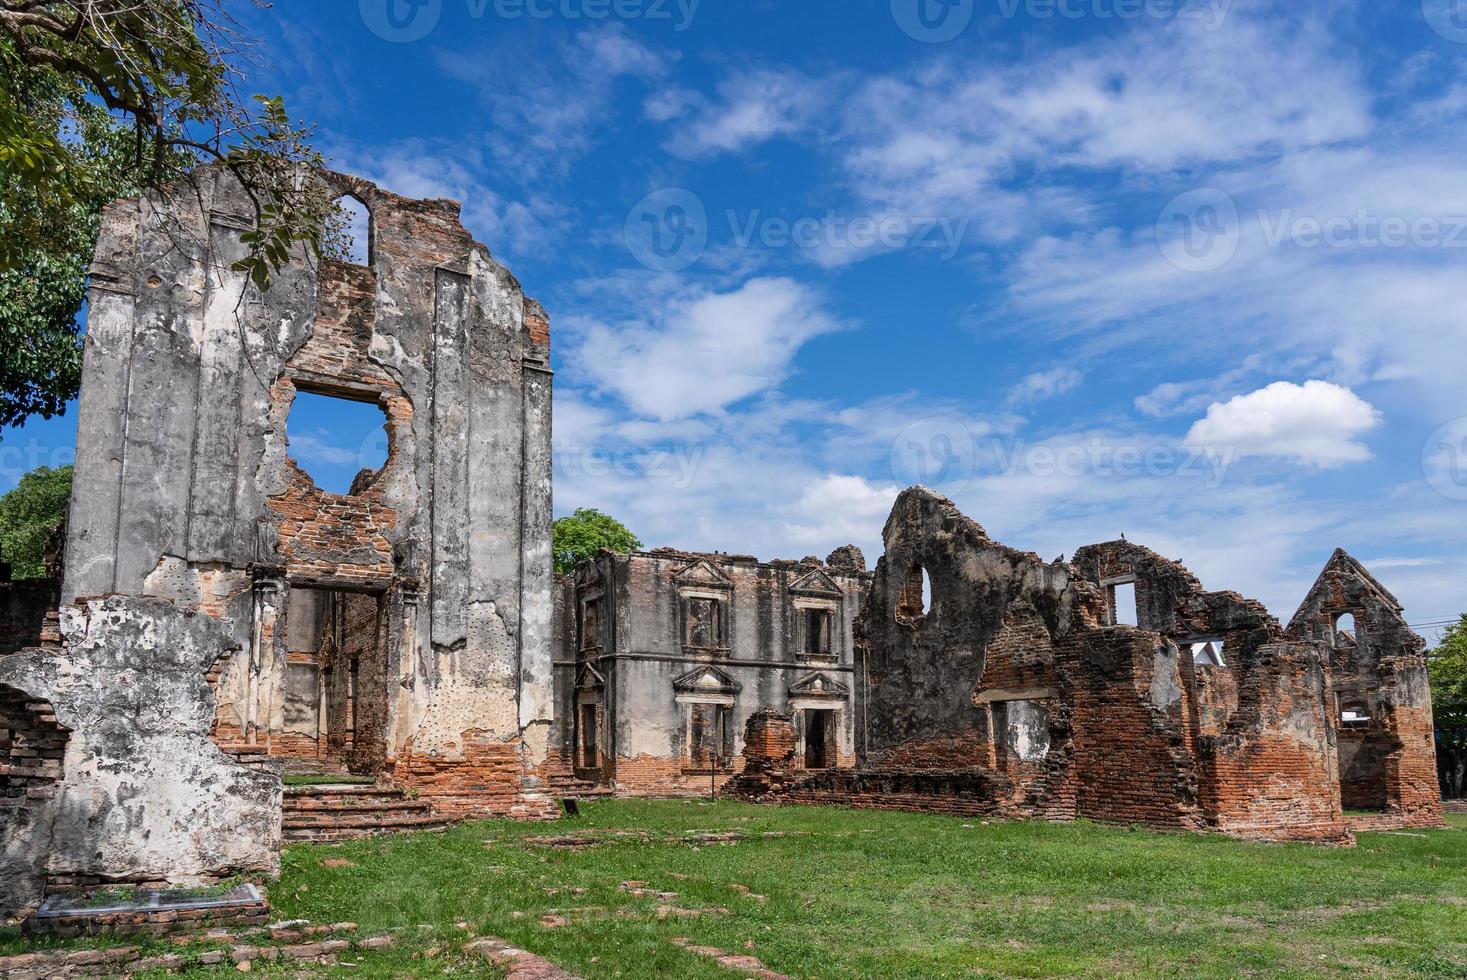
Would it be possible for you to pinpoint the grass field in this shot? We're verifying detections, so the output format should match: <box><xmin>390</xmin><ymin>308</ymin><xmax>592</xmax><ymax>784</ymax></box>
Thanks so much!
<box><xmin>10</xmin><ymin>800</ymin><xmax>1467</xmax><ymax>978</ymax></box>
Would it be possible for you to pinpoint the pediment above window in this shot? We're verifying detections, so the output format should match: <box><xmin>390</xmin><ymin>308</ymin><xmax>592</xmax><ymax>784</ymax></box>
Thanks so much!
<box><xmin>673</xmin><ymin>664</ymin><xmax>742</xmax><ymax>697</ymax></box>
<box><xmin>789</xmin><ymin>671</ymin><xmax>848</xmax><ymax>698</ymax></box>
<box><xmin>674</xmin><ymin>557</ymin><xmax>734</xmax><ymax>591</ymax></box>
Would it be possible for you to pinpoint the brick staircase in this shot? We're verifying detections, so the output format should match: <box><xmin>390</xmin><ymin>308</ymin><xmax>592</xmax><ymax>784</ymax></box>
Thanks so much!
<box><xmin>282</xmin><ymin>785</ymin><xmax>455</xmax><ymax>842</ymax></box>
<box><xmin>544</xmin><ymin>769</ymin><xmax>615</xmax><ymax>801</ymax></box>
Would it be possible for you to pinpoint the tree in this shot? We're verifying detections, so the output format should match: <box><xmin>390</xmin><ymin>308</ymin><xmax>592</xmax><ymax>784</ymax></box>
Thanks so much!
<box><xmin>0</xmin><ymin>465</ymin><xmax>71</xmax><ymax>579</ymax></box>
<box><xmin>552</xmin><ymin>509</ymin><xmax>642</xmax><ymax>575</ymax></box>
<box><xmin>0</xmin><ymin>1</ymin><xmax>328</xmax><ymax>432</ymax></box>
<box><xmin>1431</xmin><ymin>615</ymin><xmax>1467</xmax><ymax>799</ymax></box>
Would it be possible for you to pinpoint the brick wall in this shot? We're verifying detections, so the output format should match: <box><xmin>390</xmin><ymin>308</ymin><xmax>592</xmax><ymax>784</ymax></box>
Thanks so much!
<box><xmin>1196</xmin><ymin>642</ymin><xmax>1350</xmax><ymax>843</ymax></box>
<box><xmin>0</xmin><ymin>580</ymin><xmax>59</xmax><ymax>657</ymax></box>
<box><xmin>391</xmin><ymin>732</ymin><xmax>557</xmax><ymax>821</ymax></box>
<box><xmin>1064</xmin><ymin>629</ymin><xmax>1204</xmax><ymax>831</ymax></box>
<box><xmin>1</xmin><ymin>686</ymin><xmax>69</xmax><ymax>915</ymax></box>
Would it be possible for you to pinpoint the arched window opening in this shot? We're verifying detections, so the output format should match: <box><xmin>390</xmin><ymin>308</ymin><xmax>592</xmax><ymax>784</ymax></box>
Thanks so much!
<box><xmin>325</xmin><ymin>194</ymin><xmax>371</xmax><ymax>267</ymax></box>
<box><xmin>285</xmin><ymin>390</ymin><xmax>389</xmax><ymax>495</ymax></box>
<box><xmin>1333</xmin><ymin>612</ymin><xmax>1358</xmax><ymax>648</ymax></box>
<box><xmin>897</xmin><ymin>565</ymin><xmax>931</xmax><ymax>623</ymax></box>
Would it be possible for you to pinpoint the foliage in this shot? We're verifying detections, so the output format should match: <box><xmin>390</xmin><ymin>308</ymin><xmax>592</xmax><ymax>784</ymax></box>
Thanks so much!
<box><xmin>0</xmin><ymin>464</ymin><xmax>71</xmax><ymax>578</ymax></box>
<box><xmin>552</xmin><ymin>508</ymin><xmax>642</xmax><ymax>575</ymax></box>
<box><xmin>1431</xmin><ymin>616</ymin><xmax>1467</xmax><ymax>730</ymax></box>
<box><xmin>1431</xmin><ymin>614</ymin><xmax>1467</xmax><ymax>798</ymax></box>
<box><xmin>0</xmin><ymin>1</ymin><xmax>328</xmax><ymax>431</ymax></box>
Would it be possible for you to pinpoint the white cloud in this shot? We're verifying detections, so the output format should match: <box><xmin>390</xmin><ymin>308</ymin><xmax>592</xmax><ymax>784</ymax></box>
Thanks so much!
<box><xmin>830</xmin><ymin>12</ymin><xmax>1369</xmax><ymax>243</ymax></box>
<box><xmin>566</xmin><ymin>277</ymin><xmax>845</xmax><ymax>420</ymax></box>
<box><xmin>1183</xmin><ymin>381</ymin><xmax>1383</xmax><ymax>467</ymax></box>
<box><xmin>662</xmin><ymin>68</ymin><xmax>832</xmax><ymax>158</ymax></box>
<box><xmin>1007</xmin><ymin>368</ymin><xmax>1083</xmax><ymax>407</ymax></box>
<box><xmin>286</xmin><ymin>431</ymin><xmax>361</xmax><ymax>468</ymax></box>
<box><xmin>437</xmin><ymin>25</ymin><xmax>670</xmax><ymax>178</ymax></box>
<box><xmin>782</xmin><ymin>475</ymin><xmax>902</xmax><ymax>550</ymax></box>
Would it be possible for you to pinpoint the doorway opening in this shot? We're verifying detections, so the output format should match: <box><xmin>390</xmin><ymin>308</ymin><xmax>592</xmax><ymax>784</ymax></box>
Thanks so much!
<box><xmin>281</xmin><ymin>586</ymin><xmax>387</xmax><ymax>775</ymax></box>
<box><xmin>803</xmin><ymin>709</ymin><xmax>837</xmax><ymax>770</ymax></box>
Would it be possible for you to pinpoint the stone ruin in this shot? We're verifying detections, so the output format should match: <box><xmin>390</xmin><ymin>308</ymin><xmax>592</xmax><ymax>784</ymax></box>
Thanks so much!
<box><xmin>1</xmin><ymin>168</ymin><xmax>556</xmax><ymax>920</ymax></box>
<box><xmin>0</xmin><ymin>169</ymin><xmax>1448</xmax><ymax>921</ymax></box>
<box><xmin>723</xmin><ymin>487</ymin><xmax>1443</xmax><ymax>843</ymax></box>
<box><xmin>550</xmin><ymin>546</ymin><xmax>871</xmax><ymax>798</ymax></box>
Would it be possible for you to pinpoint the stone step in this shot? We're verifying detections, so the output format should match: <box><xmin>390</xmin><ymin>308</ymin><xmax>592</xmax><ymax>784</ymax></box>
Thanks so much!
<box><xmin>282</xmin><ymin>813</ymin><xmax>455</xmax><ymax>842</ymax></box>
<box><xmin>283</xmin><ymin>811</ymin><xmax>449</xmax><ymax>829</ymax></box>
<box><xmin>283</xmin><ymin>784</ymin><xmax>405</xmax><ymax>798</ymax></box>
<box><xmin>283</xmin><ymin>799</ymin><xmax>432</xmax><ymax>816</ymax></box>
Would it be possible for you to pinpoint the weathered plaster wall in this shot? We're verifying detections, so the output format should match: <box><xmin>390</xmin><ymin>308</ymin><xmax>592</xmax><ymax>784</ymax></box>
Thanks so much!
<box><xmin>60</xmin><ymin>167</ymin><xmax>557</xmax><ymax>819</ymax></box>
<box><xmin>560</xmin><ymin>547</ymin><xmax>869</xmax><ymax>796</ymax></box>
<box><xmin>0</xmin><ymin>597</ymin><xmax>281</xmax><ymax>914</ymax></box>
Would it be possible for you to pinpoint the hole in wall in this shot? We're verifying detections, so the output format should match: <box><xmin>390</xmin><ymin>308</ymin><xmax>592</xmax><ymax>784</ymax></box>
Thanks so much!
<box><xmin>1340</xmin><ymin>700</ymin><xmax>1371</xmax><ymax>728</ymax></box>
<box><xmin>1112</xmin><ymin>581</ymin><xmax>1138</xmax><ymax>627</ymax></box>
<box><xmin>1333</xmin><ymin>612</ymin><xmax>1357</xmax><ymax>647</ymax></box>
<box><xmin>325</xmin><ymin>195</ymin><xmax>371</xmax><ymax>267</ymax></box>
<box><xmin>897</xmin><ymin>565</ymin><xmax>932</xmax><ymax>623</ymax></box>
<box><xmin>285</xmin><ymin>390</ymin><xmax>388</xmax><ymax>495</ymax></box>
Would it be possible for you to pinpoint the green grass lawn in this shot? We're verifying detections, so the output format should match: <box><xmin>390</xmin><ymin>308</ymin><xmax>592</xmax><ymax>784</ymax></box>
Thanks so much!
<box><xmin>267</xmin><ymin>801</ymin><xmax>1467</xmax><ymax>978</ymax></box>
<box><xmin>12</xmin><ymin>801</ymin><xmax>1467</xmax><ymax>978</ymax></box>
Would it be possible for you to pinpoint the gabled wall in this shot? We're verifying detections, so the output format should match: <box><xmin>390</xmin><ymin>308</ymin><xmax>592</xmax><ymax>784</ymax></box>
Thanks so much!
<box><xmin>1287</xmin><ymin>550</ymin><xmax>1442</xmax><ymax>827</ymax></box>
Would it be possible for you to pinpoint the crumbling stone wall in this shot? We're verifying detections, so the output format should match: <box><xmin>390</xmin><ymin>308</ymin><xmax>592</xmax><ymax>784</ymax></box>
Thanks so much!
<box><xmin>0</xmin><ymin>686</ymin><xmax>67</xmax><ymax>921</ymax></box>
<box><xmin>732</xmin><ymin>487</ymin><xmax>1369</xmax><ymax>843</ymax></box>
<box><xmin>0</xmin><ymin>597</ymin><xmax>281</xmax><ymax>919</ymax></box>
<box><xmin>557</xmin><ymin>547</ymin><xmax>870</xmax><ymax>797</ymax></box>
<box><xmin>1287</xmin><ymin>550</ymin><xmax>1442</xmax><ymax>827</ymax></box>
<box><xmin>60</xmin><ymin>167</ymin><xmax>556</xmax><ymax>821</ymax></box>
<box><xmin>1197</xmin><ymin>641</ymin><xmax>1349</xmax><ymax>842</ymax></box>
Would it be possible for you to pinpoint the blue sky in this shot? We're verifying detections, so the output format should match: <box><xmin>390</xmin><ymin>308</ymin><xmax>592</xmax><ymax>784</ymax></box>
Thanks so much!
<box><xmin>4</xmin><ymin>0</ymin><xmax>1466</xmax><ymax>641</ymax></box>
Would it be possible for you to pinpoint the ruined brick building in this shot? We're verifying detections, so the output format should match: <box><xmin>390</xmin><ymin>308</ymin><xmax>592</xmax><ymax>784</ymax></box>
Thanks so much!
<box><xmin>1</xmin><ymin>168</ymin><xmax>556</xmax><ymax>918</ymax></box>
<box><xmin>0</xmin><ymin>165</ymin><xmax>1450</xmax><ymax>921</ymax></box>
<box><xmin>552</xmin><ymin>546</ymin><xmax>870</xmax><ymax>795</ymax></box>
<box><xmin>725</xmin><ymin>487</ymin><xmax>1442</xmax><ymax>843</ymax></box>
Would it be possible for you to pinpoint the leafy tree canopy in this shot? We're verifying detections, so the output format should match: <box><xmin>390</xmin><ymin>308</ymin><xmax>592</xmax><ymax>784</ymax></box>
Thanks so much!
<box><xmin>0</xmin><ymin>1</ymin><xmax>327</xmax><ymax>432</ymax></box>
<box><xmin>1431</xmin><ymin>615</ymin><xmax>1467</xmax><ymax>732</ymax></box>
<box><xmin>552</xmin><ymin>509</ymin><xmax>642</xmax><ymax>575</ymax></box>
<box><xmin>0</xmin><ymin>464</ymin><xmax>71</xmax><ymax>579</ymax></box>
